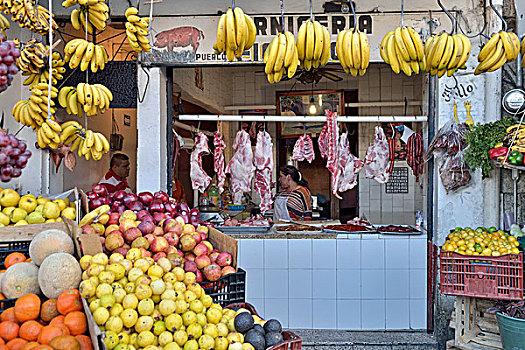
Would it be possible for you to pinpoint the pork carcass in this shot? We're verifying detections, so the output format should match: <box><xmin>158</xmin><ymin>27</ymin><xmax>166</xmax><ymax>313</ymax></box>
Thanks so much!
<box><xmin>318</xmin><ymin>124</ymin><xmax>329</xmax><ymax>159</ymax></box>
<box><xmin>324</xmin><ymin>110</ymin><xmax>341</xmax><ymax>198</ymax></box>
<box><xmin>364</xmin><ymin>126</ymin><xmax>390</xmax><ymax>184</ymax></box>
<box><xmin>225</xmin><ymin>130</ymin><xmax>255</xmax><ymax>197</ymax></box>
<box><xmin>213</xmin><ymin>131</ymin><xmax>226</xmax><ymax>194</ymax></box>
<box><xmin>337</xmin><ymin>132</ymin><xmax>364</xmax><ymax>192</ymax></box>
<box><xmin>292</xmin><ymin>134</ymin><xmax>315</xmax><ymax>163</ymax></box>
<box><xmin>254</xmin><ymin>131</ymin><xmax>273</xmax><ymax>214</ymax></box>
<box><xmin>190</xmin><ymin>132</ymin><xmax>212</xmax><ymax>193</ymax></box>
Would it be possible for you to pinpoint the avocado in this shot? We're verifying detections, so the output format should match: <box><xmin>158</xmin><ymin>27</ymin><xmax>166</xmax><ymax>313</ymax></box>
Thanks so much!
<box><xmin>265</xmin><ymin>332</ymin><xmax>284</xmax><ymax>348</ymax></box>
<box><xmin>252</xmin><ymin>324</ymin><xmax>265</xmax><ymax>335</ymax></box>
<box><xmin>245</xmin><ymin>329</ymin><xmax>265</xmax><ymax>350</ymax></box>
<box><xmin>263</xmin><ymin>319</ymin><xmax>282</xmax><ymax>334</ymax></box>
<box><xmin>234</xmin><ymin>312</ymin><xmax>255</xmax><ymax>333</ymax></box>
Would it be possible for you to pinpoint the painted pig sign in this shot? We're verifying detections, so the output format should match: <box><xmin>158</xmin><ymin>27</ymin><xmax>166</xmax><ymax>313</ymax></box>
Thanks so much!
<box><xmin>142</xmin><ymin>12</ymin><xmax>450</xmax><ymax>65</ymax></box>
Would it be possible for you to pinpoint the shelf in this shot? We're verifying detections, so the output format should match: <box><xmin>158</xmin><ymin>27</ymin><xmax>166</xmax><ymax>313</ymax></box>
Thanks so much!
<box><xmin>494</xmin><ymin>161</ymin><xmax>525</xmax><ymax>171</ymax></box>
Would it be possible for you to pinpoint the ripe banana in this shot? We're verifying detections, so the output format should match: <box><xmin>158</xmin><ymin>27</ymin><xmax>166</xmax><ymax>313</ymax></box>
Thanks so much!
<box><xmin>65</xmin><ymin>0</ymin><xmax>109</xmax><ymax>32</ymax></box>
<box><xmin>125</xmin><ymin>7</ymin><xmax>151</xmax><ymax>53</ymax></box>
<box><xmin>422</xmin><ymin>32</ymin><xmax>472</xmax><ymax>77</ymax></box>
<box><xmin>475</xmin><ymin>31</ymin><xmax>517</xmax><ymax>75</ymax></box>
<box><xmin>64</xmin><ymin>39</ymin><xmax>108</xmax><ymax>72</ymax></box>
<box><xmin>214</xmin><ymin>7</ymin><xmax>256</xmax><ymax>62</ymax></box>
<box><xmin>0</xmin><ymin>2</ymin><xmax>57</xmax><ymax>35</ymax></box>
<box><xmin>263</xmin><ymin>31</ymin><xmax>299</xmax><ymax>83</ymax></box>
<box><xmin>296</xmin><ymin>19</ymin><xmax>331</xmax><ymax>71</ymax></box>
<box><xmin>336</xmin><ymin>28</ymin><xmax>369</xmax><ymax>76</ymax></box>
<box><xmin>381</xmin><ymin>26</ymin><xmax>426</xmax><ymax>76</ymax></box>
<box><xmin>72</xmin><ymin>83</ymin><xmax>113</xmax><ymax>116</ymax></box>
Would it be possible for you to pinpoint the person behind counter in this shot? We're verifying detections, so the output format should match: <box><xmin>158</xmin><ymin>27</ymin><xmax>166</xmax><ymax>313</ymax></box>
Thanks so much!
<box><xmin>98</xmin><ymin>153</ymin><xmax>131</xmax><ymax>194</ymax></box>
<box><xmin>274</xmin><ymin>165</ymin><xmax>313</xmax><ymax>221</ymax></box>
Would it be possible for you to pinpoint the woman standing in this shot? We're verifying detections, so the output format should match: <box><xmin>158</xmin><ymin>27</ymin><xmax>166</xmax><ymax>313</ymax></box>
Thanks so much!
<box><xmin>274</xmin><ymin>165</ymin><xmax>313</xmax><ymax>221</ymax></box>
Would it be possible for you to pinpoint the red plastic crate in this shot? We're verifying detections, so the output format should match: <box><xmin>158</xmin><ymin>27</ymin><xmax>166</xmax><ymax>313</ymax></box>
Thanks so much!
<box><xmin>225</xmin><ymin>302</ymin><xmax>302</xmax><ymax>350</ymax></box>
<box><xmin>440</xmin><ymin>250</ymin><xmax>524</xmax><ymax>300</ymax></box>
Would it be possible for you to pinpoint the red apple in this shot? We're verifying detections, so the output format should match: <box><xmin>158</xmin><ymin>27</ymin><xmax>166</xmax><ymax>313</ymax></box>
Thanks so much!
<box><xmin>175</xmin><ymin>216</ymin><xmax>185</xmax><ymax>227</ymax></box>
<box><xmin>152</xmin><ymin>212</ymin><xmax>166</xmax><ymax>224</ymax></box>
<box><xmin>131</xmin><ymin>237</ymin><xmax>150</xmax><ymax>249</ymax></box>
<box><xmin>167</xmin><ymin>245</ymin><xmax>178</xmax><ymax>255</ymax></box>
<box><xmin>222</xmin><ymin>266</ymin><xmax>236</xmax><ymax>276</ymax></box>
<box><xmin>196</xmin><ymin>225</ymin><xmax>209</xmax><ymax>234</ymax></box>
<box><xmin>164</xmin><ymin>201</ymin><xmax>177</xmax><ymax>214</ymax></box>
<box><xmin>163</xmin><ymin>218</ymin><xmax>177</xmax><ymax>231</ymax></box>
<box><xmin>99</xmin><ymin>236</ymin><xmax>105</xmax><ymax>246</ymax></box>
<box><xmin>199</xmin><ymin>232</ymin><xmax>207</xmax><ymax>243</ymax></box>
<box><xmin>123</xmin><ymin>193</ymin><xmax>139</xmax><ymax>206</ymax></box>
<box><xmin>126</xmin><ymin>201</ymin><xmax>144</xmax><ymax>212</ymax></box>
<box><xmin>112</xmin><ymin>190</ymin><xmax>127</xmax><ymax>201</ymax></box>
<box><xmin>111</xmin><ymin>201</ymin><xmax>122</xmax><ymax>213</ymax></box>
<box><xmin>163</xmin><ymin>233</ymin><xmax>179</xmax><ymax>246</ymax></box>
<box><xmin>105</xmin><ymin>224</ymin><xmax>120</xmax><ymax>236</ymax></box>
<box><xmin>144</xmin><ymin>233</ymin><xmax>156</xmax><ymax>245</ymax></box>
<box><xmin>105</xmin><ymin>232</ymin><xmax>125</xmax><ymax>251</ymax></box>
<box><xmin>106</xmin><ymin>230</ymin><xmax>122</xmax><ymax>238</ymax></box>
<box><xmin>209</xmin><ymin>250</ymin><xmax>220</xmax><ymax>263</ymax></box>
<box><xmin>116</xmin><ymin>205</ymin><xmax>126</xmax><ymax>215</ymax></box>
<box><xmin>150</xmin><ymin>199</ymin><xmax>165</xmax><ymax>213</ymax></box>
<box><xmin>193</xmin><ymin>242</ymin><xmax>210</xmax><ymax>257</ymax></box>
<box><xmin>113</xmin><ymin>247</ymin><xmax>130</xmax><ymax>256</ymax></box>
<box><xmin>180</xmin><ymin>234</ymin><xmax>197</xmax><ymax>252</ymax></box>
<box><xmin>203</xmin><ymin>264</ymin><xmax>222</xmax><ymax>281</ymax></box>
<box><xmin>195</xmin><ymin>269</ymin><xmax>204</xmax><ymax>282</ymax></box>
<box><xmin>139</xmin><ymin>247</ymin><xmax>151</xmax><ymax>258</ymax></box>
<box><xmin>151</xmin><ymin>236</ymin><xmax>169</xmax><ymax>253</ymax></box>
<box><xmin>92</xmin><ymin>184</ymin><xmax>108</xmax><ymax>197</ymax></box>
<box><xmin>216</xmin><ymin>252</ymin><xmax>232</xmax><ymax>267</ymax></box>
<box><xmin>154</xmin><ymin>191</ymin><xmax>169</xmax><ymax>202</ymax></box>
<box><xmin>123</xmin><ymin>227</ymin><xmax>142</xmax><ymax>244</ymax></box>
<box><xmin>136</xmin><ymin>210</ymin><xmax>150</xmax><ymax>220</ymax></box>
<box><xmin>138</xmin><ymin>191</ymin><xmax>154</xmax><ymax>206</ymax></box>
<box><xmin>137</xmin><ymin>221</ymin><xmax>155</xmax><ymax>235</ymax></box>
<box><xmin>177</xmin><ymin>249</ymin><xmax>184</xmax><ymax>257</ymax></box>
<box><xmin>152</xmin><ymin>252</ymin><xmax>167</xmax><ymax>262</ymax></box>
<box><xmin>86</xmin><ymin>191</ymin><xmax>99</xmax><ymax>200</ymax></box>
<box><xmin>167</xmin><ymin>253</ymin><xmax>184</xmax><ymax>268</ymax></box>
<box><xmin>119</xmin><ymin>218</ymin><xmax>136</xmax><ymax>233</ymax></box>
<box><xmin>81</xmin><ymin>225</ymin><xmax>96</xmax><ymax>235</ymax></box>
<box><xmin>184</xmin><ymin>253</ymin><xmax>196</xmax><ymax>262</ymax></box>
<box><xmin>108</xmin><ymin>212</ymin><xmax>120</xmax><ymax>225</ymax></box>
<box><xmin>184</xmin><ymin>261</ymin><xmax>197</xmax><ymax>273</ymax></box>
<box><xmin>192</xmin><ymin>232</ymin><xmax>202</xmax><ymax>244</ymax></box>
<box><xmin>195</xmin><ymin>255</ymin><xmax>211</xmax><ymax>269</ymax></box>
<box><xmin>153</xmin><ymin>226</ymin><xmax>164</xmax><ymax>236</ymax></box>
<box><xmin>89</xmin><ymin>197</ymin><xmax>105</xmax><ymax>210</ymax></box>
<box><xmin>203</xmin><ymin>241</ymin><xmax>213</xmax><ymax>253</ymax></box>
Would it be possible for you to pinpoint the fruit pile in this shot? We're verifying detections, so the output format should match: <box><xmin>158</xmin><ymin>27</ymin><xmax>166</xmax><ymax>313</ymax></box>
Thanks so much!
<box><xmin>0</xmin><ymin>228</ymin><xmax>81</xmax><ymax>299</ymax></box>
<box><xmin>214</xmin><ymin>7</ymin><xmax>256</xmax><ymax>62</ymax></box>
<box><xmin>336</xmin><ymin>28</ymin><xmax>370</xmax><ymax>76</ymax></box>
<box><xmin>232</xmin><ymin>311</ymin><xmax>285</xmax><ymax>350</ymax></box>
<box><xmin>380</xmin><ymin>26</ymin><xmax>425</xmax><ymax>76</ymax></box>
<box><xmin>442</xmin><ymin>226</ymin><xmax>521</xmax><ymax>257</ymax></box>
<box><xmin>81</xmin><ymin>207</ymin><xmax>235</xmax><ymax>283</ymax></box>
<box><xmin>63</xmin><ymin>0</ymin><xmax>110</xmax><ymax>33</ymax></box>
<box><xmin>263</xmin><ymin>32</ymin><xmax>299</xmax><ymax>84</ymax></box>
<box><xmin>0</xmin><ymin>130</ymin><xmax>31</xmax><ymax>182</ymax></box>
<box><xmin>0</xmin><ymin>290</ymin><xmax>93</xmax><ymax>349</ymax></box>
<box><xmin>0</xmin><ymin>189</ymin><xmax>76</xmax><ymax>227</ymax></box>
<box><xmin>424</xmin><ymin>32</ymin><xmax>471</xmax><ymax>77</ymax></box>
<box><xmin>80</xmin><ymin>250</ymin><xmax>277</xmax><ymax>350</ymax></box>
<box><xmin>0</xmin><ymin>40</ymin><xmax>19</xmax><ymax>93</ymax></box>
<box><xmin>296</xmin><ymin>19</ymin><xmax>330</xmax><ymax>71</ymax></box>
<box><xmin>475</xmin><ymin>31</ymin><xmax>520</xmax><ymax>75</ymax></box>
<box><xmin>0</xmin><ymin>1</ymin><xmax>57</xmax><ymax>35</ymax></box>
<box><xmin>125</xmin><ymin>7</ymin><xmax>152</xmax><ymax>53</ymax></box>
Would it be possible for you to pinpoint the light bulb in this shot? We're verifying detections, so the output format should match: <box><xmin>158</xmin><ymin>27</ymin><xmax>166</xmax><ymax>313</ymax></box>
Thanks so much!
<box><xmin>309</xmin><ymin>104</ymin><xmax>317</xmax><ymax>115</ymax></box>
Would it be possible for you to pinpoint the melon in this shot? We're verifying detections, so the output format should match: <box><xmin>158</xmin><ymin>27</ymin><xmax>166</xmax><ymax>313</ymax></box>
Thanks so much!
<box><xmin>29</xmin><ymin>229</ymin><xmax>74</xmax><ymax>266</ymax></box>
<box><xmin>38</xmin><ymin>253</ymin><xmax>81</xmax><ymax>299</ymax></box>
<box><xmin>1</xmin><ymin>262</ymin><xmax>40</xmax><ymax>298</ymax></box>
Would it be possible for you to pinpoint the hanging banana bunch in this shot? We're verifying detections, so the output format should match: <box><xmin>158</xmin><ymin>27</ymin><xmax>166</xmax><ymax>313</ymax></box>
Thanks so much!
<box><xmin>0</xmin><ymin>13</ymin><xmax>10</xmax><ymax>36</ymax></box>
<box><xmin>0</xmin><ymin>1</ymin><xmax>57</xmax><ymax>35</ymax></box>
<box><xmin>336</xmin><ymin>28</ymin><xmax>369</xmax><ymax>76</ymax></box>
<box><xmin>74</xmin><ymin>83</ymin><xmax>113</xmax><ymax>116</ymax></box>
<box><xmin>263</xmin><ymin>32</ymin><xmax>299</xmax><ymax>84</ymax></box>
<box><xmin>64</xmin><ymin>39</ymin><xmax>109</xmax><ymax>72</ymax></box>
<box><xmin>58</xmin><ymin>87</ymin><xmax>84</xmax><ymax>119</ymax></box>
<box><xmin>63</xmin><ymin>0</ymin><xmax>109</xmax><ymax>33</ymax></box>
<box><xmin>18</xmin><ymin>40</ymin><xmax>66</xmax><ymax>88</ymax></box>
<box><xmin>521</xmin><ymin>38</ymin><xmax>525</xmax><ymax>68</ymax></box>
<box><xmin>59</xmin><ymin>120</ymin><xmax>110</xmax><ymax>161</ymax></box>
<box><xmin>214</xmin><ymin>7</ymin><xmax>256</xmax><ymax>62</ymax></box>
<box><xmin>380</xmin><ymin>26</ymin><xmax>426</xmax><ymax>76</ymax></box>
<box><xmin>296</xmin><ymin>19</ymin><xmax>330</xmax><ymax>71</ymax></box>
<box><xmin>36</xmin><ymin>120</ymin><xmax>63</xmax><ymax>150</ymax></box>
<box><xmin>423</xmin><ymin>32</ymin><xmax>472</xmax><ymax>77</ymax></box>
<box><xmin>474</xmin><ymin>31</ymin><xmax>520</xmax><ymax>75</ymax></box>
<box><xmin>125</xmin><ymin>7</ymin><xmax>152</xmax><ymax>53</ymax></box>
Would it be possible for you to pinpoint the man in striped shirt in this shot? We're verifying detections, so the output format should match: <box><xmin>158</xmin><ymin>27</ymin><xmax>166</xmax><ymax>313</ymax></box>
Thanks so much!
<box><xmin>98</xmin><ymin>153</ymin><xmax>132</xmax><ymax>194</ymax></box>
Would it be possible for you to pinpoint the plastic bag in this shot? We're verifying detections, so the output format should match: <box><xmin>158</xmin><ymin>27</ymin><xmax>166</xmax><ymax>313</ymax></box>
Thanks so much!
<box><xmin>439</xmin><ymin>150</ymin><xmax>471</xmax><ymax>193</ymax></box>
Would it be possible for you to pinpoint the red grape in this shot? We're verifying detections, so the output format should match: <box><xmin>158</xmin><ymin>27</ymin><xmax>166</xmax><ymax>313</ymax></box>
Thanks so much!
<box><xmin>18</xmin><ymin>141</ymin><xmax>26</xmax><ymax>152</ymax></box>
<box><xmin>1</xmin><ymin>164</ymin><xmax>13</xmax><ymax>176</ymax></box>
<box><xmin>11</xmin><ymin>168</ymin><xmax>21</xmax><ymax>178</ymax></box>
<box><xmin>2</xmin><ymin>55</ymin><xmax>13</xmax><ymax>65</ymax></box>
<box><xmin>0</xmin><ymin>174</ymin><xmax>10</xmax><ymax>182</ymax></box>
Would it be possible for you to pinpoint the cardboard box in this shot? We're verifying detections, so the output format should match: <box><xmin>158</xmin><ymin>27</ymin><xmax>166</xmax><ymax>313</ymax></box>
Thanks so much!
<box><xmin>208</xmin><ymin>227</ymin><xmax>238</xmax><ymax>269</ymax></box>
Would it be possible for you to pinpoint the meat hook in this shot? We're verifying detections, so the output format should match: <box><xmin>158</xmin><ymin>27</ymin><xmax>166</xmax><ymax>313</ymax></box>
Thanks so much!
<box><xmin>437</xmin><ymin>0</ymin><xmax>457</xmax><ymax>35</ymax></box>
<box><xmin>489</xmin><ymin>0</ymin><xmax>507</xmax><ymax>32</ymax></box>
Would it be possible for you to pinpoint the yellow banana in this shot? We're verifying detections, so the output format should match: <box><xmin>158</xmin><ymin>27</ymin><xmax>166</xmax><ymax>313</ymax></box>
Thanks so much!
<box><xmin>225</xmin><ymin>8</ymin><xmax>237</xmax><ymax>50</ymax></box>
<box><xmin>305</xmin><ymin>20</ymin><xmax>315</xmax><ymax>61</ymax></box>
<box><xmin>478</xmin><ymin>33</ymin><xmax>500</xmax><ymax>62</ymax></box>
<box><xmin>216</xmin><ymin>14</ymin><xmax>226</xmax><ymax>52</ymax></box>
<box><xmin>320</xmin><ymin>26</ymin><xmax>331</xmax><ymax>66</ymax></box>
<box><xmin>296</xmin><ymin>21</ymin><xmax>307</xmax><ymax>61</ymax></box>
<box><xmin>393</xmin><ymin>27</ymin><xmax>410</xmax><ymax>62</ymax></box>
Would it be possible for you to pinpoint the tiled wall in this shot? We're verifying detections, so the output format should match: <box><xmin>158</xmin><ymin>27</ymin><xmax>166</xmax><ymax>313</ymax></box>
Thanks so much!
<box><xmin>238</xmin><ymin>236</ymin><xmax>427</xmax><ymax>330</ymax></box>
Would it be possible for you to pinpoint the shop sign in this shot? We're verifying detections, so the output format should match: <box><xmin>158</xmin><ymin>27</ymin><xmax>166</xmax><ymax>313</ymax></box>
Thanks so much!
<box><xmin>385</xmin><ymin>167</ymin><xmax>409</xmax><ymax>194</ymax></box>
<box><xmin>142</xmin><ymin>12</ymin><xmax>449</xmax><ymax>65</ymax></box>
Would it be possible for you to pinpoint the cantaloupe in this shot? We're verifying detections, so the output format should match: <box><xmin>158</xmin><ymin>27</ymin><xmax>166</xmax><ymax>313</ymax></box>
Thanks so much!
<box><xmin>29</xmin><ymin>229</ymin><xmax>74</xmax><ymax>266</ymax></box>
<box><xmin>38</xmin><ymin>253</ymin><xmax>81</xmax><ymax>299</ymax></box>
<box><xmin>1</xmin><ymin>262</ymin><xmax>40</xmax><ymax>298</ymax></box>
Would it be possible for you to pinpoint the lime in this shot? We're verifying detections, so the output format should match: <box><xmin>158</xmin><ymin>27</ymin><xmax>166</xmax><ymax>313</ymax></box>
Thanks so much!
<box><xmin>488</xmin><ymin>226</ymin><xmax>498</xmax><ymax>233</ymax></box>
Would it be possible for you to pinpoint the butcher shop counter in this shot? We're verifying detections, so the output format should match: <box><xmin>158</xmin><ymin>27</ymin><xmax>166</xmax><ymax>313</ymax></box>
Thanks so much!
<box><xmin>228</xmin><ymin>223</ymin><xmax>429</xmax><ymax>332</ymax></box>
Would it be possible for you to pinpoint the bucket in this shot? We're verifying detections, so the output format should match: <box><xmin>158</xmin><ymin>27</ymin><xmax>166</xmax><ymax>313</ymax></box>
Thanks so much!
<box><xmin>496</xmin><ymin>312</ymin><xmax>525</xmax><ymax>350</ymax></box>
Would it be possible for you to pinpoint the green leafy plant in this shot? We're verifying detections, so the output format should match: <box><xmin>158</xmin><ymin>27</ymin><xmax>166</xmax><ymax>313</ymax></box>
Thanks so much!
<box><xmin>464</xmin><ymin>117</ymin><xmax>515</xmax><ymax>178</ymax></box>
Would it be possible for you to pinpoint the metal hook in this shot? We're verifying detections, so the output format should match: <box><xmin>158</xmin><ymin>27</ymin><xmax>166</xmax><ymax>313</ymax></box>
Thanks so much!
<box><xmin>280</xmin><ymin>0</ymin><xmax>285</xmax><ymax>32</ymax></box>
<box><xmin>349</xmin><ymin>0</ymin><xmax>357</xmax><ymax>29</ymax></box>
<box><xmin>489</xmin><ymin>0</ymin><xmax>507</xmax><ymax>32</ymax></box>
<box><xmin>400</xmin><ymin>0</ymin><xmax>404</xmax><ymax>27</ymax></box>
<box><xmin>437</xmin><ymin>0</ymin><xmax>457</xmax><ymax>35</ymax></box>
<box><xmin>309</xmin><ymin>0</ymin><xmax>313</xmax><ymax>21</ymax></box>
<box><xmin>232</xmin><ymin>0</ymin><xmax>235</xmax><ymax>8</ymax></box>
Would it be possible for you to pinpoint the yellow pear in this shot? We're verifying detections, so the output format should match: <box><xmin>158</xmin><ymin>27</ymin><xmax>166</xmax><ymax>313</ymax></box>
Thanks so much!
<box><xmin>36</xmin><ymin>196</ymin><xmax>51</xmax><ymax>205</ymax></box>
<box><xmin>19</xmin><ymin>195</ymin><xmax>37</xmax><ymax>213</ymax></box>
<box><xmin>43</xmin><ymin>201</ymin><xmax>60</xmax><ymax>219</ymax></box>
<box><xmin>45</xmin><ymin>219</ymin><xmax>56</xmax><ymax>223</ymax></box>
<box><xmin>2</xmin><ymin>206</ymin><xmax>15</xmax><ymax>217</ymax></box>
<box><xmin>26</xmin><ymin>211</ymin><xmax>45</xmax><ymax>224</ymax></box>
<box><xmin>10</xmin><ymin>208</ymin><xmax>27</xmax><ymax>223</ymax></box>
<box><xmin>34</xmin><ymin>204</ymin><xmax>44</xmax><ymax>213</ymax></box>
<box><xmin>14</xmin><ymin>220</ymin><xmax>28</xmax><ymax>226</ymax></box>
<box><xmin>0</xmin><ymin>189</ymin><xmax>19</xmax><ymax>207</ymax></box>
<box><xmin>0</xmin><ymin>212</ymin><xmax>9</xmax><ymax>226</ymax></box>
<box><xmin>61</xmin><ymin>207</ymin><xmax>76</xmax><ymax>220</ymax></box>
<box><xmin>53</xmin><ymin>199</ymin><xmax>67</xmax><ymax>211</ymax></box>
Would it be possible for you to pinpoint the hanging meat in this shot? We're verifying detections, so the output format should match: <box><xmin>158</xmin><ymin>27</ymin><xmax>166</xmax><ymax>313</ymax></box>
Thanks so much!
<box><xmin>406</xmin><ymin>132</ymin><xmax>424</xmax><ymax>182</ymax></box>
<box><xmin>318</xmin><ymin>124</ymin><xmax>329</xmax><ymax>159</ymax></box>
<box><xmin>323</xmin><ymin>110</ymin><xmax>342</xmax><ymax>199</ymax></box>
<box><xmin>254</xmin><ymin>130</ymin><xmax>273</xmax><ymax>214</ymax></box>
<box><xmin>364</xmin><ymin>126</ymin><xmax>391</xmax><ymax>184</ymax></box>
<box><xmin>213</xmin><ymin>131</ymin><xmax>226</xmax><ymax>194</ymax></box>
<box><xmin>337</xmin><ymin>132</ymin><xmax>364</xmax><ymax>192</ymax></box>
<box><xmin>190</xmin><ymin>132</ymin><xmax>212</xmax><ymax>193</ymax></box>
<box><xmin>292</xmin><ymin>134</ymin><xmax>315</xmax><ymax>163</ymax></box>
<box><xmin>387</xmin><ymin>137</ymin><xmax>395</xmax><ymax>174</ymax></box>
<box><xmin>225</xmin><ymin>130</ymin><xmax>255</xmax><ymax>198</ymax></box>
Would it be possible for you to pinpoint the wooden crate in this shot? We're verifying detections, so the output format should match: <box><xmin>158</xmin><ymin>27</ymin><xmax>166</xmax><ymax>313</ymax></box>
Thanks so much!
<box><xmin>447</xmin><ymin>296</ymin><xmax>502</xmax><ymax>350</ymax></box>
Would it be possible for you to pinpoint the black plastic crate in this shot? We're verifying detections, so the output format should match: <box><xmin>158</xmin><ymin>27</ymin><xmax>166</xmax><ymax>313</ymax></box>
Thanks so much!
<box><xmin>0</xmin><ymin>298</ymin><xmax>17</xmax><ymax>313</ymax></box>
<box><xmin>198</xmin><ymin>268</ymin><xmax>246</xmax><ymax>306</ymax></box>
<box><xmin>0</xmin><ymin>241</ymin><xmax>30</xmax><ymax>269</ymax></box>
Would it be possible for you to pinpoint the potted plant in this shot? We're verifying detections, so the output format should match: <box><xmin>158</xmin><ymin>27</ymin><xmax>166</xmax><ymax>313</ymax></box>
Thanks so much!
<box><xmin>488</xmin><ymin>300</ymin><xmax>525</xmax><ymax>350</ymax></box>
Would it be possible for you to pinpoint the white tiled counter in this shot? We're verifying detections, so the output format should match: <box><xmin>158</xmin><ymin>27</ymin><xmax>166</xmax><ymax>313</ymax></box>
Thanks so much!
<box><xmin>236</xmin><ymin>233</ymin><xmax>428</xmax><ymax>331</ymax></box>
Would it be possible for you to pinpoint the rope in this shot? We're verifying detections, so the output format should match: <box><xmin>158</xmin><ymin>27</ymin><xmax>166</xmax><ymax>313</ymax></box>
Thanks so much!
<box><xmin>148</xmin><ymin>0</ymin><xmax>154</xmax><ymax>43</ymax></box>
<box><xmin>400</xmin><ymin>0</ymin><xmax>404</xmax><ymax>27</ymax></box>
<box><xmin>350</xmin><ymin>0</ymin><xmax>357</xmax><ymax>29</ymax></box>
<box><xmin>47</xmin><ymin>0</ymin><xmax>53</xmax><ymax>120</ymax></box>
<box><xmin>280</xmin><ymin>0</ymin><xmax>285</xmax><ymax>33</ymax></box>
<box><xmin>309</xmin><ymin>0</ymin><xmax>313</xmax><ymax>21</ymax></box>
<box><xmin>84</xmin><ymin>8</ymin><xmax>89</xmax><ymax>129</ymax></box>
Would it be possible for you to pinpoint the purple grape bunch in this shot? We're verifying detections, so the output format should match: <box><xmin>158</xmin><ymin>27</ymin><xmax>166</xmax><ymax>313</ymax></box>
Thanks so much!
<box><xmin>0</xmin><ymin>40</ymin><xmax>20</xmax><ymax>93</ymax></box>
<box><xmin>0</xmin><ymin>130</ymin><xmax>31</xmax><ymax>182</ymax></box>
